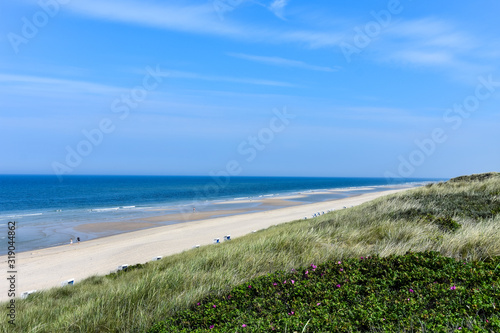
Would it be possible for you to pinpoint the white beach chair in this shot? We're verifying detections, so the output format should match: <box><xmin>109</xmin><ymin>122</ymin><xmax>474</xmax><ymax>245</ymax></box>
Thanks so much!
<box><xmin>213</xmin><ymin>238</ymin><xmax>220</xmax><ymax>244</ymax></box>
<box><xmin>21</xmin><ymin>290</ymin><xmax>37</xmax><ymax>299</ymax></box>
<box><xmin>61</xmin><ymin>278</ymin><xmax>75</xmax><ymax>286</ymax></box>
<box><xmin>152</xmin><ymin>256</ymin><xmax>162</xmax><ymax>261</ymax></box>
<box><xmin>193</xmin><ymin>244</ymin><xmax>200</xmax><ymax>248</ymax></box>
<box><xmin>118</xmin><ymin>264</ymin><xmax>129</xmax><ymax>271</ymax></box>
<box><xmin>223</xmin><ymin>235</ymin><xmax>231</xmax><ymax>241</ymax></box>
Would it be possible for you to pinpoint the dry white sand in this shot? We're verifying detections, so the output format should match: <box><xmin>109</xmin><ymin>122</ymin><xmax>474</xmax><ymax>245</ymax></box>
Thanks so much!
<box><xmin>0</xmin><ymin>188</ymin><xmax>409</xmax><ymax>302</ymax></box>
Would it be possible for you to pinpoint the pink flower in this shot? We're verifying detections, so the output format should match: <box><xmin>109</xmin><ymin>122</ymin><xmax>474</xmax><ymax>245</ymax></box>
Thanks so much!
<box><xmin>291</xmin><ymin>280</ymin><xmax>295</xmax><ymax>284</ymax></box>
<box><xmin>317</xmin><ymin>303</ymin><xmax>321</xmax><ymax>306</ymax></box>
<box><xmin>242</xmin><ymin>324</ymin><xmax>247</xmax><ymax>328</ymax></box>
<box><xmin>360</xmin><ymin>257</ymin><xmax>364</xmax><ymax>260</ymax></box>
<box><xmin>305</xmin><ymin>270</ymin><xmax>309</xmax><ymax>275</ymax></box>
<box><xmin>409</xmin><ymin>289</ymin><xmax>414</xmax><ymax>293</ymax></box>
<box><xmin>336</xmin><ymin>284</ymin><xmax>341</xmax><ymax>288</ymax></box>
<box><xmin>213</xmin><ymin>305</ymin><xmax>216</xmax><ymax>308</ymax></box>
<box><xmin>284</xmin><ymin>280</ymin><xmax>286</xmax><ymax>284</ymax></box>
<box><xmin>210</xmin><ymin>325</ymin><xmax>214</xmax><ymax>329</ymax></box>
<box><xmin>382</xmin><ymin>319</ymin><xmax>385</xmax><ymax>321</ymax></box>
<box><xmin>288</xmin><ymin>311</ymin><xmax>295</xmax><ymax>315</ymax></box>
<box><xmin>248</xmin><ymin>285</ymin><xmax>252</xmax><ymax>288</ymax></box>
<box><xmin>338</xmin><ymin>261</ymin><xmax>341</xmax><ymax>264</ymax></box>
<box><xmin>458</xmin><ymin>327</ymin><xmax>462</xmax><ymax>330</ymax></box>
<box><xmin>197</xmin><ymin>303</ymin><xmax>200</xmax><ymax>306</ymax></box>
<box><xmin>340</xmin><ymin>268</ymin><xmax>343</xmax><ymax>272</ymax></box>
<box><xmin>273</xmin><ymin>282</ymin><xmax>277</xmax><ymax>286</ymax></box>
<box><xmin>450</xmin><ymin>285</ymin><xmax>456</xmax><ymax>290</ymax></box>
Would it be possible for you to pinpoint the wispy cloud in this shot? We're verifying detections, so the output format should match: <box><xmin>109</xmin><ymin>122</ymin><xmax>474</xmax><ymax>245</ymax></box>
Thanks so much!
<box><xmin>56</xmin><ymin>0</ymin><xmax>343</xmax><ymax>48</ymax></box>
<box><xmin>268</xmin><ymin>0</ymin><xmax>289</xmax><ymax>19</ymax></box>
<box><xmin>228</xmin><ymin>53</ymin><xmax>340</xmax><ymax>72</ymax></box>
<box><xmin>0</xmin><ymin>74</ymin><xmax>123</xmax><ymax>96</ymax></box>
<box><xmin>166</xmin><ymin>70</ymin><xmax>296</xmax><ymax>87</ymax></box>
<box><xmin>66</xmin><ymin>0</ymin><xmax>243</xmax><ymax>37</ymax></box>
<box><xmin>378</xmin><ymin>18</ymin><xmax>494</xmax><ymax>73</ymax></box>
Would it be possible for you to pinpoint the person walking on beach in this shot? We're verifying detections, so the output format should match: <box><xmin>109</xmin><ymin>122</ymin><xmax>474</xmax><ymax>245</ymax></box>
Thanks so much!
<box><xmin>77</xmin><ymin>237</ymin><xmax>80</xmax><ymax>244</ymax></box>
<box><xmin>193</xmin><ymin>207</ymin><xmax>196</xmax><ymax>213</ymax></box>
<box><xmin>70</xmin><ymin>238</ymin><xmax>73</xmax><ymax>245</ymax></box>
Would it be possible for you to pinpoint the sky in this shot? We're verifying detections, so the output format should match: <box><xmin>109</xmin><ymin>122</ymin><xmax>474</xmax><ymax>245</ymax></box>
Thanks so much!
<box><xmin>1</xmin><ymin>0</ymin><xmax>499</xmax><ymax>179</ymax></box>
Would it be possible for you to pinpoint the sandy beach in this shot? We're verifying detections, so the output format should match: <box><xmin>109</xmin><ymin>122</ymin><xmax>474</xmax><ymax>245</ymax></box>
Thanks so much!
<box><xmin>0</xmin><ymin>187</ymin><xmax>410</xmax><ymax>302</ymax></box>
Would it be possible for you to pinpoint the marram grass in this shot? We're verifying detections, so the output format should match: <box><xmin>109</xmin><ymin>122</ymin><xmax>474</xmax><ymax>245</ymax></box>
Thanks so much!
<box><xmin>3</xmin><ymin>172</ymin><xmax>500</xmax><ymax>332</ymax></box>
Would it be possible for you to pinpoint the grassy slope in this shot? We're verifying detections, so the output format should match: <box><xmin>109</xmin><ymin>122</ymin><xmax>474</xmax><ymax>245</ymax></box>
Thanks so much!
<box><xmin>4</xmin><ymin>173</ymin><xmax>500</xmax><ymax>332</ymax></box>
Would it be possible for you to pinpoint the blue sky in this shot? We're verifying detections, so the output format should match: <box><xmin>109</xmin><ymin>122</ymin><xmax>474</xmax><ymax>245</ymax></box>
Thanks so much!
<box><xmin>1</xmin><ymin>0</ymin><xmax>499</xmax><ymax>179</ymax></box>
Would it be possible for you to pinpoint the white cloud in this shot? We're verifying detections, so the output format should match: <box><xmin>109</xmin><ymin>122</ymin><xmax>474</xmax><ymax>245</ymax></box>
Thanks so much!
<box><xmin>228</xmin><ymin>52</ymin><xmax>340</xmax><ymax>72</ymax></box>
<box><xmin>268</xmin><ymin>0</ymin><xmax>289</xmax><ymax>19</ymax></box>
<box><xmin>382</xmin><ymin>18</ymin><xmax>479</xmax><ymax>67</ymax></box>
<box><xmin>54</xmin><ymin>0</ymin><xmax>343</xmax><ymax>48</ymax></box>
<box><xmin>363</xmin><ymin>17</ymin><xmax>499</xmax><ymax>79</ymax></box>
<box><xmin>0</xmin><ymin>74</ymin><xmax>123</xmax><ymax>96</ymax></box>
<box><xmin>166</xmin><ymin>70</ymin><xmax>296</xmax><ymax>87</ymax></box>
<box><xmin>66</xmin><ymin>0</ymin><xmax>243</xmax><ymax>36</ymax></box>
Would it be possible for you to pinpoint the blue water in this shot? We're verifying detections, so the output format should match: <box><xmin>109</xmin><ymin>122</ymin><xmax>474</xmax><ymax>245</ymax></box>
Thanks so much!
<box><xmin>0</xmin><ymin>175</ymin><xmax>442</xmax><ymax>253</ymax></box>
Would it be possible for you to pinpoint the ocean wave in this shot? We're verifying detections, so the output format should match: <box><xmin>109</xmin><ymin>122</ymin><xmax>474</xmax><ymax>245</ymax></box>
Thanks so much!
<box><xmin>121</xmin><ymin>206</ymin><xmax>136</xmax><ymax>209</ymax></box>
<box><xmin>91</xmin><ymin>207</ymin><xmax>120</xmax><ymax>212</ymax></box>
<box><xmin>5</xmin><ymin>213</ymin><xmax>44</xmax><ymax>218</ymax></box>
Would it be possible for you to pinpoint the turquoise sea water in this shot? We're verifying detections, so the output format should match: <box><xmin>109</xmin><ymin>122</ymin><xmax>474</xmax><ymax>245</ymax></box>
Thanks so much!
<box><xmin>0</xmin><ymin>175</ymin><xmax>442</xmax><ymax>253</ymax></box>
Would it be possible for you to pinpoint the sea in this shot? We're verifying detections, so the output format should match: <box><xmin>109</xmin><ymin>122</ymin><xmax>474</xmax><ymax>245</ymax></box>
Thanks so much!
<box><xmin>0</xmin><ymin>175</ymin><xmax>443</xmax><ymax>254</ymax></box>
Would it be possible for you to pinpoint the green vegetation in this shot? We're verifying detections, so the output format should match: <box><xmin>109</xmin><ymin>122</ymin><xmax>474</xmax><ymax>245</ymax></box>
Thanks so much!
<box><xmin>4</xmin><ymin>172</ymin><xmax>500</xmax><ymax>332</ymax></box>
<box><xmin>149</xmin><ymin>252</ymin><xmax>500</xmax><ymax>332</ymax></box>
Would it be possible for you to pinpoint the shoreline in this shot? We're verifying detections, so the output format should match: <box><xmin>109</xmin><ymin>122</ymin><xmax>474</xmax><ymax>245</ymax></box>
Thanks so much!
<box><xmin>0</xmin><ymin>186</ymin><xmax>415</xmax><ymax>302</ymax></box>
<box><xmin>8</xmin><ymin>183</ymin><xmax>420</xmax><ymax>254</ymax></box>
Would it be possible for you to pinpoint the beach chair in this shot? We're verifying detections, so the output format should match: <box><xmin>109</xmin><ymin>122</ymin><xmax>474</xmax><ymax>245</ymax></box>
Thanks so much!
<box><xmin>223</xmin><ymin>235</ymin><xmax>231</xmax><ymax>241</ymax></box>
<box><xmin>213</xmin><ymin>238</ymin><xmax>220</xmax><ymax>244</ymax></box>
<box><xmin>152</xmin><ymin>256</ymin><xmax>162</xmax><ymax>261</ymax></box>
<box><xmin>118</xmin><ymin>264</ymin><xmax>129</xmax><ymax>271</ymax></box>
<box><xmin>21</xmin><ymin>290</ymin><xmax>37</xmax><ymax>299</ymax></box>
<box><xmin>61</xmin><ymin>278</ymin><xmax>75</xmax><ymax>286</ymax></box>
<box><xmin>193</xmin><ymin>244</ymin><xmax>200</xmax><ymax>248</ymax></box>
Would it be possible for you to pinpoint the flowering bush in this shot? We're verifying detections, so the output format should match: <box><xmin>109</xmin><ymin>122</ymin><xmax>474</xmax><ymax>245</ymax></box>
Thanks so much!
<box><xmin>148</xmin><ymin>252</ymin><xmax>500</xmax><ymax>332</ymax></box>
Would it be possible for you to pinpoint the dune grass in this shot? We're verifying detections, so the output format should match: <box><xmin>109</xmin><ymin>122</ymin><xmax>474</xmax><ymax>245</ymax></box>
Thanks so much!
<box><xmin>3</xmin><ymin>172</ymin><xmax>500</xmax><ymax>332</ymax></box>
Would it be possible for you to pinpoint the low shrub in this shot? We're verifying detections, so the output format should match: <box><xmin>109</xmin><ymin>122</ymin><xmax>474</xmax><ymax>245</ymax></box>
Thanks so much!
<box><xmin>149</xmin><ymin>252</ymin><xmax>500</xmax><ymax>332</ymax></box>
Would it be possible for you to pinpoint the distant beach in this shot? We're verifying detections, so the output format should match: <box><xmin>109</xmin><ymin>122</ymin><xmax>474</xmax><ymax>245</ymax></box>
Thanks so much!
<box><xmin>0</xmin><ymin>175</ymin><xmax>439</xmax><ymax>254</ymax></box>
<box><xmin>0</xmin><ymin>186</ymin><xmax>417</xmax><ymax>301</ymax></box>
